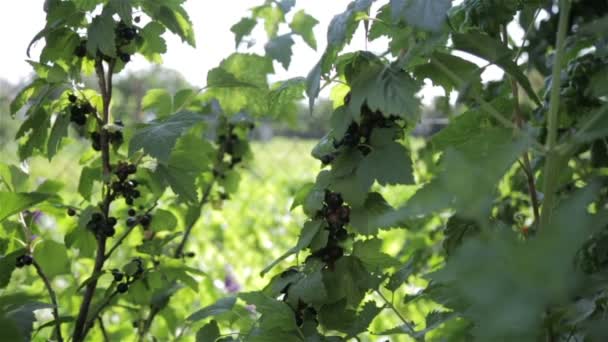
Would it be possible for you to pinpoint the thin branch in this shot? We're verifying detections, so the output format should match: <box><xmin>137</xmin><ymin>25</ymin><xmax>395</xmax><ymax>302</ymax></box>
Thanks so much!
<box><xmin>98</xmin><ymin>317</ymin><xmax>110</xmax><ymax>342</ymax></box>
<box><xmin>502</xmin><ymin>25</ymin><xmax>541</xmax><ymax>227</ymax></box>
<box><xmin>32</xmin><ymin>260</ymin><xmax>63</xmax><ymax>342</ymax></box>
<box><xmin>174</xmin><ymin>181</ymin><xmax>215</xmax><ymax>258</ymax></box>
<box><xmin>138</xmin><ymin>306</ymin><xmax>161</xmax><ymax>342</ymax></box>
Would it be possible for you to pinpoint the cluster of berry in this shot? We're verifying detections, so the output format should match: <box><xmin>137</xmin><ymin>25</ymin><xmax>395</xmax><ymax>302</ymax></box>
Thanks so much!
<box><xmin>115</xmin><ymin>20</ymin><xmax>140</xmax><ymax>63</ymax></box>
<box><xmin>278</xmin><ymin>268</ymin><xmax>319</xmax><ymax>327</ymax></box>
<box><xmin>112</xmin><ymin>162</ymin><xmax>139</xmax><ymax>205</ymax></box>
<box><xmin>311</xmin><ymin>191</ymin><xmax>351</xmax><ymax>266</ymax></box>
<box><xmin>87</xmin><ymin>212</ymin><xmax>118</xmax><ymax>238</ymax></box>
<box><xmin>68</xmin><ymin>94</ymin><xmax>94</xmax><ymax>126</ymax></box>
<box><xmin>91</xmin><ymin>121</ymin><xmax>123</xmax><ymax>151</ymax></box>
<box><xmin>126</xmin><ymin>209</ymin><xmax>151</xmax><ymax>230</ymax></box>
<box><xmin>15</xmin><ymin>254</ymin><xmax>33</xmax><ymax>268</ymax></box>
<box><xmin>73</xmin><ymin>17</ymin><xmax>141</xmax><ymax>63</ymax></box>
<box><xmin>213</xmin><ymin>121</ymin><xmax>254</xmax><ymax>179</ymax></box>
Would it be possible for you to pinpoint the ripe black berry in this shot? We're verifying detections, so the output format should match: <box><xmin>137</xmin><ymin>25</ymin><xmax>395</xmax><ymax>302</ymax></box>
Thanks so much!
<box><xmin>185</xmin><ymin>252</ymin><xmax>195</xmax><ymax>258</ymax></box>
<box><xmin>107</xmin><ymin>217</ymin><xmax>117</xmax><ymax>226</ymax></box>
<box><xmin>67</xmin><ymin>208</ymin><xmax>76</xmax><ymax>216</ymax></box>
<box><xmin>104</xmin><ymin>226</ymin><xmax>116</xmax><ymax>237</ymax></box>
<box><xmin>68</xmin><ymin>94</ymin><xmax>77</xmax><ymax>103</ymax></box>
<box><xmin>125</xmin><ymin>197</ymin><xmax>134</xmax><ymax>206</ymax></box>
<box><xmin>110</xmin><ymin>131</ymin><xmax>123</xmax><ymax>146</ymax></box>
<box><xmin>119</xmin><ymin>53</ymin><xmax>130</xmax><ymax>63</ymax></box>
<box><xmin>20</xmin><ymin>255</ymin><xmax>33</xmax><ymax>266</ymax></box>
<box><xmin>74</xmin><ymin>41</ymin><xmax>87</xmax><ymax>58</ymax></box>
<box><xmin>335</xmin><ymin>228</ymin><xmax>348</xmax><ymax>241</ymax></box>
<box><xmin>126</xmin><ymin>217</ymin><xmax>137</xmax><ymax>227</ymax></box>
<box><xmin>117</xmin><ymin>283</ymin><xmax>129</xmax><ymax>293</ymax></box>
<box><xmin>134</xmin><ymin>16</ymin><xmax>141</xmax><ymax>23</ymax></box>
<box><xmin>324</xmin><ymin>191</ymin><xmax>343</xmax><ymax>208</ymax></box>
<box><xmin>92</xmin><ymin>213</ymin><xmax>103</xmax><ymax>222</ymax></box>
<box><xmin>112</xmin><ymin>270</ymin><xmax>124</xmax><ymax>282</ymax></box>
<box><xmin>128</xmin><ymin>209</ymin><xmax>136</xmax><ymax>217</ymax></box>
<box><xmin>131</xmin><ymin>190</ymin><xmax>140</xmax><ymax>199</ymax></box>
<box><xmin>139</xmin><ymin>214</ymin><xmax>151</xmax><ymax>227</ymax></box>
<box><xmin>127</xmin><ymin>164</ymin><xmax>137</xmax><ymax>174</ymax></box>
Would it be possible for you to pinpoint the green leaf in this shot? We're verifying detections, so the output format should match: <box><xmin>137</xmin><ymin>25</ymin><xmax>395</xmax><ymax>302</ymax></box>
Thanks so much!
<box><xmin>287</xmin><ymin>270</ymin><xmax>327</xmax><ymax>305</ymax></box>
<box><xmin>0</xmin><ymin>192</ymin><xmax>49</xmax><ymax>223</ymax></box>
<box><xmin>108</xmin><ymin>0</ymin><xmax>132</xmax><ymax>23</ymax></box>
<box><xmin>349</xmin><ymin>193</ymin><xmax>395</xmax><ymax>235</ymax></box>
<box><xmin>231</xmin><ymin>17</ymin><xmax>257</xmax><ymax>48</ymax></box>
<box><xmin>0</xmin><ymin>249</ymin><xmax>25</xmax><ymax>289</ymax></box>
<box><xmin>139</xmin><ymin>22</ymin><xmax>167</xmax><ymax>63</ymax></box>
<box><xmin>443</xmin><ymin>215</ymin><xmax>480</xmax><ymax>257</ymax></box>
<box><xmin>352</xmin><ymin>238</ymin><xmax>400</xmax><ymax>270</ymax></box>
<box><xmin>46</xmin><ymin>113</ymin><xmax>70</xmax><ymax>161</ymax></box>
<box><xmin>268</xmin><ymin>77</ymin><xmax>305</xmax><ymax>118</ymax></box>
<box><xmin>129</xmin><ymin>112</ymin><xmax>206</xmax><ymax>164</ymax></box>
<box><xmin>386</xmin><ymin>259</ymin><xmax>415</xmax><ymax>291</ymax></box>
<box><xmin>154</xmin><ymin>164</ymin><xmax>198</xmax><ymax>203</ymax></box>
<box><xmin>253</xmin><ymin>5</ymin><xmax>284</xmax><ymax>38</ymax></box>
<box><xmin>33</xmin><ymin>240</ymin><xmax>70</xmax><ymax>278</ymax></box>
<box><xmin>348</xmin><ymin>62</ymin><xmax>421</xmax><ymax>122</ymax></box>
<box><xmin>142</xmin><ymin>88</ymin><xmax>173</xmax><ymax>118</ymax></box>
<box><xmin>156</xmin><ymin>5</ymin><xmax>196</xmax><ymax>47</ymax></box>
<box><xmin>239</xmin><ymin>292</ymin><xmax>297</xmax><ymax>331</ymax></box>
<box><xmin>202</xmin><ymin>53</ymin><xmax>273</xmax><ymax>116</ymax></box>
<box><xmin>188</xmin><ymin>297</ymin><xmax>236</xmax><ymax>322</ymax></box>
<box><xmin>452</xmin><ymin>32</ymin><xmax>541</xmax><ymax>106</ymax></box>
<box><xmin>323</xmin><ymin>256</ymin><xmax>378</xmax><ymax>307</ymax></box>
<box><xmin>87</xmin><ymin>12</ymin><xmax>116</xmax><ymax>57</ymax></box>
<box><xmin>415</xmin><ymin>52</ymin><xmax>482</xmax><ymax>93</ymax></box>
<box><xmin>290</xmin><ymin>10</ymin><xmax>319</xmax><ymax>49</ymax></box>
<box><xmin>261</xmin><ymin>220</ymin><xmax>323</xmax><ymax>276</ymax></box>
<box><xmin>390</xmin><ymin>0</ymin><xmax>452</xmax><ymax>31</ymax></box>
<box><xmin>357</xmin><ymin>141</ymin><xmax>413</xmax><ymax>187</ymax></box>
<box><xmin>265</xmin><ymin>34</ymin><xmax>295</xmax><ymax>69</ymax></box>
<box><xmin>305</xmin><ymin>61</ymin><xmax>322</xmax><ymax>112</ymax></box>
<box><xmin>10</xmin><ymin>79</ymin><xmax>46</xmax><ymax>117</ymax></box>
<box><xmin>196</xmin><ymin>320</ymin><xmax>220</xmax><ymax>342</ymax></box>
<box><xmin>77</xmin><ymin>166</ymin><xmax>100</xmax><ymax>201</ymax></box>
<box><xmin>148</xmin><ymin>209</ymin><xmax>178</xmax><ymax>232</ymax></box>
<box><xmin>173</xmin><ymin>88</ymin><xmax>194</xmax><ymax>112</ymax></box>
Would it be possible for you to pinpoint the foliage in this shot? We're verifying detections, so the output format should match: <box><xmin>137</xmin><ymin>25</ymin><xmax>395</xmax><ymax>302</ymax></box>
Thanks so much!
<box><xmin>3</xmin><ymin>0</ymin><xmax>608</xmax><ymax>341</ymax></box>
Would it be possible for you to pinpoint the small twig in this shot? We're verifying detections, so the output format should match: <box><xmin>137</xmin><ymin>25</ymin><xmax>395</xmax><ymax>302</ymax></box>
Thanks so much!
<box><xmin>32</xmin><ymin>260</ymin><xmax>64</xmax><ymax>342</ymax></box>
<box><xmin>502</xmin><ymin>25</ymin><xmax>541</xmax><ymax>228</ymax></box>
<box><xmin>138</xmin><ymin>306</ymin><xmax>161</xmax><ymax>342</ymax></box>
<box><xmin>98</xmin><ymin>317</ymin><xmax>110</xmax><ymax>342</ymax></box>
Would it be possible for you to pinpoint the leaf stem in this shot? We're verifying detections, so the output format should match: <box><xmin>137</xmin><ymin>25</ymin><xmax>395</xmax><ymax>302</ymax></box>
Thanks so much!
<box><xmin>539</xmin><ymin>0</ymin><xmax>571</xmax><ymax>231</ymax></box>
<box><xmin>375</xmin><ymin>289</ymin><xmax>413</xmax><ymax>332</ymax></box>
<box><xmin>174</xmin><ymin>180</ymin><xmax>215</xmax><ymax>258</ymax></box>
<box><xmin>32</xmin><ymin>260</ymin><xmax>63</xmax><ymax>342</ymax></box>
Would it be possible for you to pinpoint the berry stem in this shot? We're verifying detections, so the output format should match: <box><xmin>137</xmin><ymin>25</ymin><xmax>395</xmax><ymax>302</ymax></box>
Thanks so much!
<box><xmin>174</xmin><ymin>180</ymin><xmax>215</xmax><ymax>258</ymax></box>
<box><xmin>32</xmin><ymin>259</ymin><xmax>64</xmax><ymax>342</ymax></box>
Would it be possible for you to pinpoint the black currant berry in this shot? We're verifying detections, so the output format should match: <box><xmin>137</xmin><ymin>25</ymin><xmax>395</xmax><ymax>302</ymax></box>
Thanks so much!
<box><xmin>335</xmin><ymin>228</ymin><xmax>348</xmax><ymax>241</ymax></box>
<box><xmin>110</xmin><ymin>131</ymin><xmax>123</xmax><ymax>146</ymax></box>
<box><xmin>131</xmin><ymin>190</ymin><xmax>141</xmax><ymax>199</ymax></box>
<box><xmin>128</xmin><ymin>209</ymin><xmax>136</xmax><ymax>217</ymax></box>
<box><xmin>72</xmin><ymin>114</ymin><xmax>86</xmax><ymax>126</ymax></box>
<box><xmin>127</xmin><ymin>164</ymin><xmax>137</xmax><ymax>174</ymax></box>
<box><xmin>125</xmin><ymin>197</ymin><xmax>134</xmax><ymax>206</ymax></box>
<box><xmin>104</xmin><ymin>227</ymin><xmax>116</xmax><ymax>237</ymax></box>
<box><xmin>324</xmin><ymin>191</ymin><xmax>343</xmax><ymax>208</ymax></box>
<box><xmin>320</xmin><ymin>155</ymin><xmax>334</xmax><ymax>165</ymax></box>
<box><xmin>68</xmin><ymin>94</ymin><xmax>77</xmax><ymax>103</ymax></box>
<box><xmin>119</xmin><ymin>53</ymin><xmax>131</xmax><ymax>63</ymax></box>
<box><xmin>139</xmin><ymin>214</ymin><xmax>151</xmax><ymax>227</ymax></box>
<box><xmin>117</xmin><ymin>283</ymin><xmax>129</xmax><ymax>293</ymax></box>
<box><xmin>126</xmin><ymin>217</ymin><xmax>137</xmax><ymax>227</ymax></box>
<box><xmin>21</xmin><ymin>255</ymin><xmax>33</xmax><ymax>266</ymax></box>
<box><xmin>74</xmin><ymin>41</ymin><xmax>87</xmax><ymax>58</ymax></box>
<box><xmin>92</xmin><ymin>213</ymin><xmax>103</xmax><ymax>222</ymax></box>
<box><xmin>112</xmin><ymin>270</ymin><xmax>124</xmax><ymax>282</ymax></box>
<box><xmin>107</xmin><ymin>217</ymin><xmax>117</xmax><ymax>226</ymax></box>
<box><xmin>134</xmin><ymin>16</ymin><xmax>141</xmax><ymax>23</ymax></box>
<box><xmin>67</xmin><ymin>208</ymin><xmax>76</xmax><ymax>216</ymax></box>
<box><xmin>15</xmin><ymin>258</ymin><xmax>24</xmax><ymax>268</ymax></box>
<box><xmin>185</xmin><ymin>252</ymin><xmax>195</xmax><ymax>258</ymax></box>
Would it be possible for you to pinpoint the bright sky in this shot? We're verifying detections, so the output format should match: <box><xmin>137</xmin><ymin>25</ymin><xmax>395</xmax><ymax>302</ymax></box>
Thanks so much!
<box><xmin>0</xmin><ymin>1</ymin><xmax>509</xmax><ymax>104</ymax></box>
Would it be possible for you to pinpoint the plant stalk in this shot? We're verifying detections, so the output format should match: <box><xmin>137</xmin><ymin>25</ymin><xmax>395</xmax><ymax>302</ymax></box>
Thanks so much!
<box><xmin>539</xmin><ymin>0</ymin><xmax>571</xmax><ymax>231</ymax></box>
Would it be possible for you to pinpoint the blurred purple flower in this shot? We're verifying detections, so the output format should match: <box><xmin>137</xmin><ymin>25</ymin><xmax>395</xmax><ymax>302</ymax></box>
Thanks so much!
<box><xmin>31</xmin><ymin>210</ymin><xmax>43</xmax><ymax>223</ymax></box>
<box><xmin>224</xmin><ymin>272</ymin><xmax>241</xmax><ymax>293</ymax></box>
